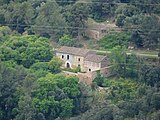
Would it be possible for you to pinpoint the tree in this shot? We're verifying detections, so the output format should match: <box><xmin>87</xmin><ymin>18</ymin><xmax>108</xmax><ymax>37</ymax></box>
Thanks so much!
<box><xmin>110</xmin><ymin>46</ymin><xmax>127</xmax><ymax>77</ymax></box>
<box><xmin>15</xmin><ymin>95</ymin><xmax>36</xmax><ymax>120</ymax></box>
<box><xmin>0</xmin><ymin>0</ymin><xmax>11</xmax><ymax>5</ymax></box>
<box><xmin>151</xmin><ymin>92</ymin><xmax>160</xmax><ymax>110</ymax></box>
<box><xmin>115</xmin><ymin>4</ymin><xmax>140</xmax><ymax>17</ymax></box>
<box><xmin>0</xmin><ymin>6</ymin><xmax>6</xmax><ymax>25</ymax></box>
<box><xmin>33</xmin><ymin>0</ymin><xmax>67</xmax><ymax>39</ymax></box>
<box><xmin>4</xmin><ymin>1</ymin><xmax>34</xmax><ymax>33</ymax></box>
<box><xmin>130</xmin><ymin>0</ymin><xmax>160</xmax><ymax>14</ymax></box>
<box><xmin>60</xmin><ymin>99</ymin><xmax>74</xmax><ymax>118</ymax></box>
<box><xmin>98</xmin><ymin>32</ymin><xmax>131</xmax><ymax>49</ymax></box>
<box><xmin>48</xmin><ymin>57</ymin><xmax>62</xmax><ymax>73</ymax></box>
<box><xmin>63</xmin><ymin>3</ymin><xmax>89</xmax><ymax>37</ymax></box>
<box><xmin>0</xmin><ymin>26</ymin><xmax>12</xmax><ymax>44</ymax></box>
<box><xmin>55</xmin><ymin>0</ymin><xmax>77</xmax><ymax>6</ymax></box>
<box><xmin>90</xmin><ymin>0</ymin><xmax>117</xmax><ymax>22</ymax></box>
<box><xmin>116</xmin><ymin>14</ymin><xmax>126</xmax><ymax>27</ymax></box>
<box><xmin>139</xmin><ymin>65</ymin><xmax>160</xmax><ymax>87</ymax></box>
<box><xmin>0</xmin><ymin>61</ymin><xmax>28</xmax><ymax>120</ymax></box>
<box><xmin>131</xmin><ymin>31</ymin><xmax>143</xmax><ymax>47</ymax></box>
<box><xmin>124</xmin><ymin>14</ymin><xmax>160</xmax><ymax>49</ymax></box>
<box><xmin>32</xmin><ymin>74</ymin><xmax>80</xmax><ymax>119</ymax></box>
<box><xmin>58</xmin><ymin>34</ymin><xmax>74</xmax><ymax>46</ymax></box>
<box><xmin>1</xmin><ymin>35</ymin><xmax>53</xmax><ymax>68</ymax></box>
<box><xmin>126</xmin><ymin>54</ymin><xmax>138</xmax><ymax>78</ymax></box>
<box><xmin>139</xmin><ymin>15</ymin><xmax>160</xmax><ymax>49</ymax></box>
<box><xmin>93</xmin><ymin>71</ymin><xmax>105</xmax><ymax>87</ymax></box>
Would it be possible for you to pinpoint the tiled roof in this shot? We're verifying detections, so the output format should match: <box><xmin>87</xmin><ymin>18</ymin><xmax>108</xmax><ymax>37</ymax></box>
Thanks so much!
<box><xmin>85</xmin><ymin>54</ymin><xmax>107</xmax><ymax>63</ymax></box>
<box><xmin>57</xmin><ymin>46</ymin><xmax>93</xmax><ymax>57</ymax></box>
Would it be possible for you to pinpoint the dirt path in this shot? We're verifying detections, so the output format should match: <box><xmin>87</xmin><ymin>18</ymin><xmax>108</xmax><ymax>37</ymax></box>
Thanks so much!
<box><xmin>94</xmin><ymin>49</ymin><xmax>159</xmax><ymax>58</ymax></box>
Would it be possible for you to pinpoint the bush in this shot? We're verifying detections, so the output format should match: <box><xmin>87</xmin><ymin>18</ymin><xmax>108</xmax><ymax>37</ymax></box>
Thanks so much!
<box><xmin>98</xmin><ymin>32</ymin><xmax>131</xmax><ymax>50</ymax></box>
<box><xmin>58</xmin><ymin>34</ymin><xmax>74</xmax><ymax>47</ymax></box>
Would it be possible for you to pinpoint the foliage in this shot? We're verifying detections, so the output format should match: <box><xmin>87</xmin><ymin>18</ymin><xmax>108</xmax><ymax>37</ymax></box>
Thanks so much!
<box><xmin>70</xmin><ymin>78</ymin><xmax>160</xmax><ymax>119</ymax></box>
<box><xmin>0</xmin><ymin>0</ymin><xmax>160</xmax><ymax>119</ymax></box>
<box><xmin>58</xmin><ymin>34</ymin><xmax>74</xmax><ymax>46</ymax></box>
<box><xmin>63</xmin><ymin>3</ymin><xmax>89</xmax><ymax>37</ymax></box>
<box><xmin>3</xmin><ymin>1</ymin><xmax>34</xmax><ymax>33</ymax></box>
<box><xmin>29</xmin><ymin>57</ymin><xmax>62</xmax><ymax>77</ymax></box>
<box><xmin>139</xmin><ymin>65</ymin><xmax>160</xmax><ymax>87</ymax></box>
<box><xmin>109</xmin><ymin>46</ymin><xmax>127</xmax><ymax>77</ymax></box>
<box><xmin>93</xmin><ymin>71</ymin><xmax>105</xmax><ymax>87</ymax></box>
<box><xmin>109</xmin><ymin>46</ymin><xmax>139</xmax><ymax>78</ymax></box>
<box><xmin>128</xmin><ymin>15</ymin><xmax>160</xmax><ymax>49</ymax></box>
<box><xmin>48</xmin><ymin>57</ymin><xmax>63</xmax><ymax>73</ymax></box>
<box><xmin>0</xmin><ymin>61</ymin><xmax>28</xmax><ymax>120</ymax></box>
<box><xmin>63</xmin><ymin>66</ymin><xmax>81</xmax><ymax>73</ymax></box>
<box><xmin>0</xmin><ymin>26</ymin><xmax>12</xmax><ymax>46</ymax></box>
<box><xmin>55</xmin><ymin>0</ymin><xmax>77</xmax><ymax>6</ymax></box>
<box><xmin>114</xmin><ymin>0</ymin><xmax>160</xmax><ymax>49</ymax></box>
<box><xmin>115</xmin><ymin>4</ymin><xmax>139</xmax><ymax>27</ymax></box>
<box><xmin>115</xmin><ymin>14</ymin><xmax>126</xmax><ymax>27</ymax></box>
<box><xmin>1</xmin><ymin>35</ymin><xmax>53</xmax><ymax>68</ymax></box>
<box><xmin>69</xmin><ymin>102</ymin><xmax>115</xmax><ymax>120</ymax></box>
<box><xmin>103</xmin><ymin>78</ymin><xmax>140</xmax><ymax>103</ymax></box>
<box><xmin>98</xmin><ymin>32</ymin><xmax>131</xmax><ymax>49</ymax></box>
<box><xmin>90</xmin><ymin>0</ymin><xmax>117</xmax><ymax>22</ymax></box>
<box><xmin>33</xmin><ymin>0</ymin><xmax>67</xmax><ymax>39</ymax></box>
<box><xmin>32</xmin><ymin>74</ymin><xmax>80</xmax><ymax>119</ymax></box>
<box><xmin>33</xmin><ymin>1</ymin><xmax>66</xmax><ymax>38</ymax></box>
<box><xmin>125</xmin><ymin>54</ymin><xmax>139</xmax><ymax>78</ymax></box>
<box><xmin>0</xmin><ymin>0</ymin><xmax>159</xmax><ymax>49</ymax></box>
<box><xmin>115</xmin><ymin>4</ymin><xmax>140</xmax><ymax>17</ymax></box>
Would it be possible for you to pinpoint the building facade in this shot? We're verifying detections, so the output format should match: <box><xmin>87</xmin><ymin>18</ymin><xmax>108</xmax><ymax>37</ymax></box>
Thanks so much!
<box><xmin>56</xmin><ymin>46</ymin><xmax>96</xmax><ymax>72</ymax></box>
<box><xmin>56</xmin><ymin>46</ymin><xmax>110</xmax><ymax>83</ymax></box>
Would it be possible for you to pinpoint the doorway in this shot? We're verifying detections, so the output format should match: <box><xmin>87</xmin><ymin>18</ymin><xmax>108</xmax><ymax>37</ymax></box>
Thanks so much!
<box><xmin>66</xmin><ymin>63</ymin><xmax>70</xmax><ymax>68</ymax></box>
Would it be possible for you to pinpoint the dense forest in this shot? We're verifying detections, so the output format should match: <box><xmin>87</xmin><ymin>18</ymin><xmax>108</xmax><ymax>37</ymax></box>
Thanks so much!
<box><xmin>0</xmin><ymin>0</ymin><xmax>160</xmax><ymax>120</ymax></box>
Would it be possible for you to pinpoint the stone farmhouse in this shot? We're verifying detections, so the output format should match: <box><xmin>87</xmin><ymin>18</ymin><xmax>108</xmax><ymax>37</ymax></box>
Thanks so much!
<box><xmin>56</xmin><ymin>46</ymin><xmax>110</xmax><ymax>84</ymax></box>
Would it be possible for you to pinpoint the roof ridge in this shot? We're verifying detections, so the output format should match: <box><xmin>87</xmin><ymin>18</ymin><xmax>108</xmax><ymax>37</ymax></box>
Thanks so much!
<box><xmin>57</xmin><ymin>46</ymin><xmax>94</xmax><ymax>57</ymax></box>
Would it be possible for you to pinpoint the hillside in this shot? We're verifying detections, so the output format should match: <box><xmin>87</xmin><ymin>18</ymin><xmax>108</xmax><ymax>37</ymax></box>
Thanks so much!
<box><xmin>0</xmin><ymin>0</ymin><xmax>160</xmax><ymax>120</ymax></box>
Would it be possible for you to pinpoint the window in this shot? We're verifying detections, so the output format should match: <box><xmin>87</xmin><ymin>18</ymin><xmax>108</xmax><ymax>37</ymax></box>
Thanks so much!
<box><xmin>89</xmin><ymin>69</ymin><xmax>91</xmax><ymax>72</ymax></box>
<box><xmin>102</xmin><ymin>30</ymin><xmax>107</xmax><ymax>33</ymax></box>
<box><xmin>78</xmin><ymin>58</ymin><xmax>80</xmax><ymax>61</ymax></box>
<box><xmin>62</xmin><ymin>55</ymin><xmax>64</xmax><ymax>59</ymax></box>
<box><xmin>67</xmin><ymin>55</ymin><xmax>69</xmax><ymax>60</ymax></box>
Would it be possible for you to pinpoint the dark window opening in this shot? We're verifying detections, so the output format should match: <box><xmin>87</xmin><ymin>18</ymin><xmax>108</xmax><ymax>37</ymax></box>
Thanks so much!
<box><xmin>62</xmin><ymin>55</ymin><xmax>64</xmax><ymax>59</ymax></box>
<box><xmin>78</xmin><ymin>64</ymin><xmax>80</xmax><ymax>67</ymax></box>
<box><xmin>67</xmin><ymin>55</ymin><xmax>69</xmax><ymax>60</ymax></box>
<box><xmin>78</xmin><ymin>58</ymin><xmax>80</xmax><ymax>61</ymax></box>
<box><xmin>101</xmin><ymin>30</ymin><xmax>107</xmax><ymax>33</ymax></box>
<box><xmin>89</xmin><ymin>69</ymin><xmax>91</xmax><ymax>71</ymax></box>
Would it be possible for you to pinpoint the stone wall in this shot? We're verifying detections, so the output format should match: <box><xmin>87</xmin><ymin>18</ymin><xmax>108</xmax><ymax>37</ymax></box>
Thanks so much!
<box><xmin>84</xmin><ymin>61</ymin><xmax>101</xmax><ymax>72</ymax></box>
<box><xmin>62</xmin><ymin>66</ymin><xmax>112</xmax><ymax>85</ymax></box>
<box><xmin>62</xmin><ymin>71</ymin><xmax>78</xmax><ymax>77</ymax></box>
